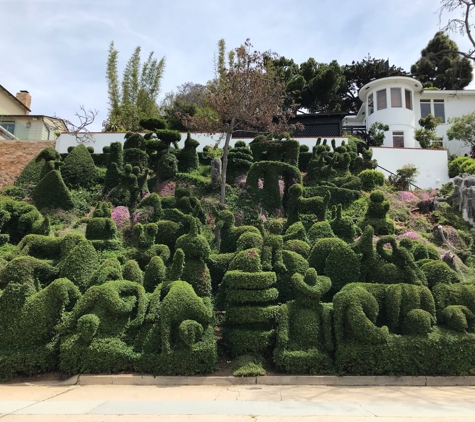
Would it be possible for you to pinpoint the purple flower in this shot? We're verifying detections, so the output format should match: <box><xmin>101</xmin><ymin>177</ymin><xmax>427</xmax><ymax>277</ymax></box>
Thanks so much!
<box><xmin>398</xmin><ymin>191</ymin><xmax>419</xmax><ymax>202</ymax></box>
<box><xmin>133</xmin><ymin>211</ymin><xmax>142</xmax><ymax>224</ymax></box>
<box><xmin>111</xmin><ymin>206</ymin><xmax>130</xmax><ymax>229</ymax></box>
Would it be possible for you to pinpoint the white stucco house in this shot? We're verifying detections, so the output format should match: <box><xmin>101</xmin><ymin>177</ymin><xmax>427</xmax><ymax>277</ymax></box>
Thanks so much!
<box><xmin>343</xmin><ymin>76</ymin><xmax>475</xmax><ymax>156</ymax></box>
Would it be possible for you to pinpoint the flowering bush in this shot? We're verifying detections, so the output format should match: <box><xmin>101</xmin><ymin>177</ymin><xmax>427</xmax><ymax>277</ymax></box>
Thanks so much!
<box><xmin>398</xmin><ymin>191</ymin><xmax>419</xmax><ymax>202</ymax></box>
<box><xmin>111</xmin><ymin>206</ymin><xmax>130</xmax><ymax>229</ymax></box>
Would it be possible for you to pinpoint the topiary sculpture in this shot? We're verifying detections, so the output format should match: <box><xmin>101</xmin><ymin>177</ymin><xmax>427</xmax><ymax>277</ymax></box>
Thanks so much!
<box><xmin>274</xmin><ymin>268</ymin><xmax>333</xmax><ymax>374</ymax></box>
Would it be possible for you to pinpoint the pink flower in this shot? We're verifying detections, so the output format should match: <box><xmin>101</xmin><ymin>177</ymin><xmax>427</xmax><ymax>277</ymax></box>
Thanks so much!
<box><xmin>258</xmin><ymin>179</ymin><xmax>264</xmax><ymax>189</ymax></box>
<box><xmin>398</xmin><ymin>191</ymin><xmax>419</xmax><ymax>202</ymax></box>
<box><xmin>111</xmin><ymin>206</ymin><xmax>130</xmax><ymax>229</ymax></box>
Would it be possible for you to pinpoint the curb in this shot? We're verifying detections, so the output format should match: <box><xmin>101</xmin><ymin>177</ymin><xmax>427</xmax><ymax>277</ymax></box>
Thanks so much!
<box><xmin>11</xmin><ymin>374</ymin><xmax>475</xmax><ymax>387</ymax></box>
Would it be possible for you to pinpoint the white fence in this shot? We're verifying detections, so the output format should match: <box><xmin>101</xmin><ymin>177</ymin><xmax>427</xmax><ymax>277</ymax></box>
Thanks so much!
<box><xmin>55</xmin><ymin>133</ymin><xmax>449</xmax><ymax>189</ymax></box>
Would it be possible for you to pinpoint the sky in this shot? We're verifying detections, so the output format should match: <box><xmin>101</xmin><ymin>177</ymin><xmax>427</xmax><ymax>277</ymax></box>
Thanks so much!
<box><xmin>1</xmin><ymin>0</ymin><xmax>474</xmax><ymax>132</ymax></box>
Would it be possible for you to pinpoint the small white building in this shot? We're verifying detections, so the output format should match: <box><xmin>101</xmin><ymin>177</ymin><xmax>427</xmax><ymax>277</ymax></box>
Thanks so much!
<box><xmin>343</xmin><ymin>76</ymin><xmax>475</xmax><ymax>156</ymax></box>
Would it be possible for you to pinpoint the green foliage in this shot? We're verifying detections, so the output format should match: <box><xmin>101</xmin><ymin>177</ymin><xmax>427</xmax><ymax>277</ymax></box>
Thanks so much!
<box><xmin>14</xmin><ymin>155</ymin><xmax>44</xmax><ymax>188</ymax></box>
<box><xmin>232</xmin><ymin>355</ymin><xmax>266</xmax><ymax>376</ymax></box>
<box><xmin>122</xmin><ymin>260</ymin><xmax>143</xmax><ymax>284</ymax></box>
<box><xmin>415</xmin><ymin>114</ymin><xmax>443</xmax><ymax>148</ymax></box>
<box><xmin>61</xmin><ymin>144</ymin><xmax>98</xmax><ymax>188</ymax></box>
<box><xmin>177</xmin><ymin>132</ymin><xmax>200</xmax><ymax>173</ymax></box>
<box><xmin>274</xmin><ymin>269</ymin><xmax>333</xmax><ymax>374</ymax></box>
<box><xmin>368</xmin><ymin>122</ymin><xmax>389</xmax><ymax>147</ymax></box>
<box><xmin>58</xmin><ymin>239</ymin><xmax>99</xmax><ymax>292</ymax></box>
<box><xmin>156</xmin><ymin>153</ymin><xmax>178</xmax><ymax>180</ymax></box>
<box><xmin>449</xmin><ymin>156</ymin><xmax>471</xmax><ymax>177</ymax></box>
<box><xmin>223</xmin><ymin>248</ymin><xmax>278</xmax><ymax>356</ymax></box>
<box><xmin>447</xmin><ymin>111</ymin><xmax>475</xmax><ymax>149</ymax></box>
<box><xmin>359</xmin><ymin>169</ymin><xmax>385</xmax><ymax>191</ymax></box>
<box><xmin>411</xmin><ymin>31</ymin><xmax>473</xmax><ymax>90</ymax></box>
<box><xmin>359</xmin><ymin>190</ymin><xmax>395</xmax><ymax>235</ymax></box>
<box><xmin>31</xmin><ymin>171</ymin><xmax>74</xmax><ymax>211</ymax></box>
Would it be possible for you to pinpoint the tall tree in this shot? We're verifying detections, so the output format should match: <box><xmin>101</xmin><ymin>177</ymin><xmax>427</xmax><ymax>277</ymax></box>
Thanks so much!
<box><xmin>339</xmin><ymin>56</ymin><xmax>408</xmax><ymax>113</ymax></box>
<box><xmin>270</xmin><ymin>55</ymin><xmax>406</xmax><ymax>114</ymax></box>
<box><xmin>411</xmin><ymin>31</ymin><xmax>473</xmax><ymax>89</ymax></box>
<box><xmin>269</xmin><ymin>57</ymin><xmax>346</xmax><ymax>113</ymax></box>
<box><xmin>161</xmin><ymin>82</ymin><xmax>209</xmax><ymax>130</ymax></box>
<box><xmin>104</xmin><ymin>42</ymin><xmax>166</xmax><ymax>132</ymax></box>
<box><xmin>186</xmin><ymin>39</ymin><xmax>296</xmax><ymax>205</ymax></box>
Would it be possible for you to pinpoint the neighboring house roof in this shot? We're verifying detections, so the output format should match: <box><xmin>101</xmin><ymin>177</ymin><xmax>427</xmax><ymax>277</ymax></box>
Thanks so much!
<box><xmin>0</xmin><ymin>84</ymin><xmax>31</xmax><ymax>113</ymax></box>
<box><xmin>0</xmin><ymin>114</ymin><xmax>68</xmax><ymax>131</ymax></box>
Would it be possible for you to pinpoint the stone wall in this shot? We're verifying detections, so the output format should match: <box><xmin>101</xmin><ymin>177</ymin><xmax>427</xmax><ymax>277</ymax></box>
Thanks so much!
<box><xmin>0</xmin><ymin>140</ymin><xmax>54</xmax><ymax>188</ymax></box>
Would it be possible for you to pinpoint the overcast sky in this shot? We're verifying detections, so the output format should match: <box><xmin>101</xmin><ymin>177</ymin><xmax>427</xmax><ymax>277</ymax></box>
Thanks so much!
<box><xmin>1</xmin><ymin>0</ymin><xmax>473</xmax><ymax>131</ymax></box>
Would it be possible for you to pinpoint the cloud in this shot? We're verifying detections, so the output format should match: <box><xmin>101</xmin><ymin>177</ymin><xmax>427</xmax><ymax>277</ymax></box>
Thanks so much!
<box><xmin>1</xmin><ymin>0</ymin><xmax>473</xmax><ymax>131</ymax></box>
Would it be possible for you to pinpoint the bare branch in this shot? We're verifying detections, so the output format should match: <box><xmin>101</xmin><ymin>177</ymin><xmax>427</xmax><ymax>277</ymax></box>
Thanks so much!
<box><xmin>64</xmin><ymin>106</ymin><xmax>99</xmax><ymax>144</ymax></box>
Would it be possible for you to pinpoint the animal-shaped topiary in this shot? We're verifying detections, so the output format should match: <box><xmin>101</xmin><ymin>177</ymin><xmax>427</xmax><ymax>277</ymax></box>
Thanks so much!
<box><xmin>432</xmin><ymin>283</ymin><xmax>475</xmax><ymax>332</ymax></box>
<box><xmin>359</xmin><ymin>190</ymin><xmax>395</xmax><ymax>235</ymax></box>
<box><xmin>0</xmin><ymin>278</ymin><xmax>80</xmax><ymax>381</ymax></box>
<box><xmin>130</xmin><ymin>222</ymin><xmax>170</xmax><ymax>270</ymax></box>
<box><xmin>177</xmin><ymin>132</ymin><xmax>200</xmax><ymax>173</ymax></box>
<box><xmin>59</xmin><ymin>280</ymin><xmax>147</xmax><ymax>374</ymax></box>
<box><xmin>308</xmin><ymin>237</ymin><xmax>360</xmax><ymax>296</ymax></box>
<box><xmin>330</xmin><ymin>204</ymin><xmax>359</xmax><ymax>243</ymax></box>
<box><xmin>286</xmin><ymin>184</ymin><xmax>331</xmax><ymax>228</ymax></box>
<box><xmin>375</xmin><ymin>236</ymin><xmax>427</xmax><ymax>286</ymax></box>
<box><xmin>217</xmin><ymin>210</ymin><xmax>260</xmax><ymax>253</ymax></box>
<box><xmin>261</xmin><ymin>220</ymin><xmax>286</xmax><ymax>272</ymax></box>
<box><xmin>274</xmin><ymin>268</ymin><xmax>334</xmax><ymax>374</ymax></box>
<box><xmin>175</xmin><ymin>218</ymin><xmax>212</xmax><ymax>297</ymax></box>
<box><xmin>159</xmin><ymin>281</ymin><xmax>213</xmax><ymax>353</ymax></box>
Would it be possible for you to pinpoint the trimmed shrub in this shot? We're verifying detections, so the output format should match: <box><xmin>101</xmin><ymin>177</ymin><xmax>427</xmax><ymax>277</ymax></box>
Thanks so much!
<box><xmin>274</xmin><ymin>269</ymin><xmax>333</xmax><ymax>374</ymax></box>
<box><xmin>358</xmin><ymin>169</ymin><xmax>385</xmax><ymax>191</ymax></box>
<box><xmin>222</xmin><ymin>248</ymin><xmax>278</xmax><ymax>356</ymax></box>
<box><xmin>31</xmin><ymin>171</ymin><xmax>74</xmax><ymax>210</ymax></box>
<box><xmin>61</xmin><ymin>144</ymin><xmax>98</xmax><ymax>188</ymax></box>
<box><xmin>58</xmin><ymin>239</ymin><xmax>99</xmax><ymax>292</ymax></box>
<box><xmin>123</xmin><ymin>260</ymin><xmax>143</xmax><ymax>284</ymax></box>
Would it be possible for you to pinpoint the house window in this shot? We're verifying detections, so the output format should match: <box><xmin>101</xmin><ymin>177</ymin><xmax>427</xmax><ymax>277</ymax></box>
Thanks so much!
<box><xmin>434</xmin><ymin>99</ymin><xmax>445</xmax><ymax>123</ymax></box>
<box><xmin>391</xmin><ymin>88</ymin><xmax>402</xmax><ymax>107</ymax></box>
<box><xmin>368</xmin><ymin>93</ymin><xmax>374</xmax><ymax>115</ymax></box>
<box><xmin>0</xmin><ymin>122</ymin><xmax>15</xmax><ymax>134</ymax></box>
<box><xmin>420</xmin><ymin>100</ymin><xmax>431</xmax><ymax>118</ymax></box>
<box><xmin>405</xmin><ymin>90</ymin><xmax>412</xmax><ymax>110</ymax></box>
<box><xmin>393</xmin><ymin>131</ymin><xmax>404</xmax><ymax>148</ymax></box>
<box><xmin>377</xmin><ymin>89</ymin><xmax>387</xmax><ymax>110</ymax></box>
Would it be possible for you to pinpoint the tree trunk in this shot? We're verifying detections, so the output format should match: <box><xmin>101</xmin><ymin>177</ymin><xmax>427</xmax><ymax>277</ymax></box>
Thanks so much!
<box><xmin>215</xmin><ymin>117</ymin><xmax>235</xmax><ymax>249</ymax></box>
<box><xmin>220</xmin><ymin>117</ymin><xmax>235</xmax><ymax>205</ymax></box>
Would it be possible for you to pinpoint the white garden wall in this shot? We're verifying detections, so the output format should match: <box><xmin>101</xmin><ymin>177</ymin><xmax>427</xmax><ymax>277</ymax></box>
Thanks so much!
<box><xmin>55</xmin><ymin>132</ymin><xmax>449</xmax><ymax>189</ymax></box>
<box><xmin>371</xmin><ymin>147</ymin><xmax>449</xmax><ymax>189</ymax></box>
<box><xmin>55</xmin><ymin>133</ymin><xmax>349</xmax><ymax>153</ymax></box>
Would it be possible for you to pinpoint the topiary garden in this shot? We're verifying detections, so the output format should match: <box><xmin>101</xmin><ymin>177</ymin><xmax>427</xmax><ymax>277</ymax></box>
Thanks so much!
<box><xmin>2</xmin><ymin>133</ymin><xmax>475</xmax><ymax>380</ymax></box>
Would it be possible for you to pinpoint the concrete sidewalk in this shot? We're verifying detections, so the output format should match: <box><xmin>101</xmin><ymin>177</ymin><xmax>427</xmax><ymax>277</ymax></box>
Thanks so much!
<box><xmin>1</xmin><ymin>384</ymin><xmax>475</xmax><ymax>421</ymax></box>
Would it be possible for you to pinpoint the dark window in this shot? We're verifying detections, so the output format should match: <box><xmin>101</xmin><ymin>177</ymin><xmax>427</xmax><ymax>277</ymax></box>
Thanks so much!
<box><xmin>0</xmin><ymin>122</ymin><xmax>15</xmax><ymax>134</ymax></box>
<box><xmin>405</xmin><ymin>90</ymin><xmax>412</xmax><ymax>110</ymax></box>
<box><xmin>391</xmin><ymin>88</ymin><xmax>402</xmax><ymax>107</ymax></box>
<box><xmin>393</xmin><ymin>131</ymin><xmax>404</xmax><ymax>148</ymax></box>
<box><xmin>420</xmin><ymin>100</ymin><xmax>431</xmax><ymax>118</ymax></box>
<box><xmin>434</xmin><ymin>99</ymin><xmax>445</xmax><ymax>123</ymax></box>
<box><xmin>368</xmin><ymin>93</ymin><xmax>374</xmax><ymax>115</ymax></box>
<box><xmin>377</xmin><ymin>89</ymin><xmax>387</xmax><ymax>110</ymax></box>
